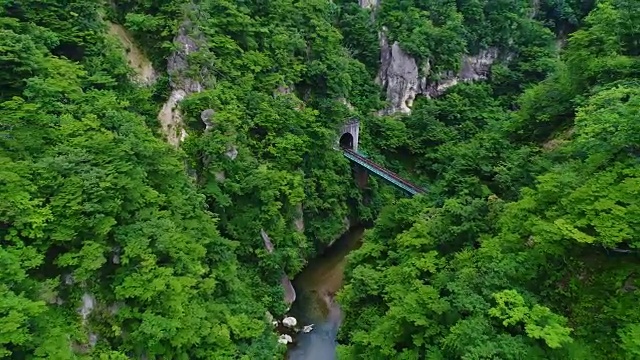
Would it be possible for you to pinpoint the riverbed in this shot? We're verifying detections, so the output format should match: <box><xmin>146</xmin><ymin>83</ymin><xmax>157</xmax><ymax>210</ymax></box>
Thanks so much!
<box><xmin>286</xmin><ymin>226</ymin><xmax>365</xmax><ymax>360</ymax></box>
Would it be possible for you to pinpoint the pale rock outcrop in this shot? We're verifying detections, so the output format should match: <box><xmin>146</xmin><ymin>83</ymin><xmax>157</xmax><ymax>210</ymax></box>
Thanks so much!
<box><xmin>422</xmin><ymin>48</ymin><xmax>500</xmax><ymax>98</ymax></box>
<box><xmin>376</xmin><ymin>33</ymin><xmax>419</xmax><ymax>115</ymax></box>
<box><xmin>276</xmin><ymin>84</ymin><xmax>293</xmax><ymax>95</ymax></box>
<box><xmin>261</xmin><ymin>229</ymin><xmax>297</xmax><ymax>305</ymax></box>
<box><xmin>167</xmin><ymin>24</ymin><xmax>204</xmax><ymax>94</ymax></box>
<box><xmin>261</xmin><ymin>229</ymin><xmax>275</xmax><ymax>253</ymax></box>
<box><xmin>200</xmin><ymin>109</ymin><xmax>215</xmax><ymax>131</ymax></box>
<box><xmin>88</xmin><ymin>333</ymin><xmax>98</xmax><ymax>347</ymax></box>
<box><xmin>343</xmin><ymin>216</ymin><xmax>351</xmax><ymax>232</ymax></box>
<box><xmin>530</xmin><ymin>0</ymin><xmax>540</xmax><ymax>18</ymax></box>
<box><xmin>158</xmin><ymin>21</ymin><xmax>206</xmax><ymax>147</ymax></box>
<box><xmin>293</xmin><ymin>203</ymin><xmax>304</xmax><ymax>233</ymax></box>
<box><xmin>377</xmin><ymin>29</ymin><xmax>500</xmax><ymax>114</ymax></box>
<box><xmin>214</xmin><ymin>171</ymin><xmax>226</xmax><ymax>182</ymax></box>
<box><xmin>282</xmin><ymin>316</ymin><xmax>298</xmax><ymax>328</ymax></box>
<box><xmin>79</xmin><ymin>293</ymin><xmax>96</xmax><ymax>323</ymax></box>
<box><xmin>64</xmin><ymin>274</ymin><xmax>74</xmax><ymax>285</ymax></box>
<box><xmin>361</xmin><ymin>0</ymin><xmax>499</xmax><ymax>114</ymax></box>
<box><xmin>107</xmin><ymin>22</ymin><xmax>157</xmax><ymax>85</ymax></box>
<box><xmin>359</xmin><ymin>0</ymin><xmax>379</xmax><ymax>9</ymax></box>
<box><xmin>112</xmin><ymin>246</ymin><xmax>121</xmax><ymax>265</ymax></box>
<box><xmin>338</xmin><ymin>97</ymin><xmax>355</xmax><ymax>111</ymax></box>
<box><xmin>278</xmin><ymin>334</ymin><xmax>293</xmax><ymax>344</ymax></box>
<box><xmin>158</xmin><ymin>89</ymin><xmax>188</xmax><ymax>147</ymax></box>
<box><xmin>224</xmin><ymin>145</ymin><xmax>238</xmax><ymax>160</ymax></box>
<box><xmin>281</xmin><ymin>274</ymin><xmax>296</xmax><ymax>306</ymax></box>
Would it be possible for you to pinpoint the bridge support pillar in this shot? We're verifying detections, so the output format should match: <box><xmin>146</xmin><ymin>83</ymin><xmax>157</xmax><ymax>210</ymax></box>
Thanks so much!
<box><xmin>354</xmin><ymin>165</ymin><xmax>369</xmax><ymax>189</ymax></box>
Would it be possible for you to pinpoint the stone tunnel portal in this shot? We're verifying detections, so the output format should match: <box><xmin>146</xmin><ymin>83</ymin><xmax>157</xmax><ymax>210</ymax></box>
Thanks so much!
<box><xmin>339</xmin><ymin>133</ymin><xmax>354</xmax><ymax>149</ymax></box>
<box><xmin>338</xmin><ymin>119</ymin><xmax>359</xmax><ymax>152</ymax></box>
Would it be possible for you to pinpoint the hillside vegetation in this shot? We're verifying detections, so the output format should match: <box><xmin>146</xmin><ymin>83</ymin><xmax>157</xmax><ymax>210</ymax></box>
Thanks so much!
<box><xmin>0</xmin><ymin>0</ymin><xmax>638</xmax><ymax>359</ymax></box>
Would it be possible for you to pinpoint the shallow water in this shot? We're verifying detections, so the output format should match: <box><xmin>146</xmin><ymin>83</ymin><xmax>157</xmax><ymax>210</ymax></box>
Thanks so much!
<box><xmin>287</xmin><ymin>226</ymin><xmax>365</xmax><ymax>360</ymax></box>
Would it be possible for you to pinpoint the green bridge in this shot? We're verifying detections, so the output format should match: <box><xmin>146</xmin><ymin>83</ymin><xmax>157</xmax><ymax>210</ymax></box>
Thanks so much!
<box><xmin>339</xmin><ymin>118</ymin><xmax>425</xmax><ymax>196</ymax></box>
<box><xmin>342</xmin><ymin>149</ymin><xmax>425</xmax><ymax>196</ymax></box>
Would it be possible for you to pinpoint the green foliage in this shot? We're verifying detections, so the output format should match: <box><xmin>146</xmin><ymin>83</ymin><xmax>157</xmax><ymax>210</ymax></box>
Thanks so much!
<box><xmin>339</xmin><ymin>1</ymin><xmax>640</xmax><ymax>360</ymax></box>
<box><xmin>377</xmin><ymin>0</ymin><xmax>466</xmax><ymax>72</ymax></box>
<box><xmin>0</xmin><ymin>3</ymin><xmax>286</xmax><ymax>357</ymax></box>
<box><xmin>489</xmin><ymin>290</ymin><xmax>573</xmax><ymax>348</ymax></box>
<box><xmin>3</xmin><ymin>0</ymin><xmax>640</xmax><ymax>359</ymax></box>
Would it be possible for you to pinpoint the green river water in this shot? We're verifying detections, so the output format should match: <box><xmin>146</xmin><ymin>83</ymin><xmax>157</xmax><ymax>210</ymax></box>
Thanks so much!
<box><xmin>286</xmin><ymin>226</ymin><xmax>365</xmax><ymax>360</ymax></box>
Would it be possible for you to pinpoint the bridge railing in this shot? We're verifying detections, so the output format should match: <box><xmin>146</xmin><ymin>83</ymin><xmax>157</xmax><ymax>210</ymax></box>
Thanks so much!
<box><xmin>343</xmin><ymin>149</ymin><xmax>425</xmax><ymax>195</ymax></box>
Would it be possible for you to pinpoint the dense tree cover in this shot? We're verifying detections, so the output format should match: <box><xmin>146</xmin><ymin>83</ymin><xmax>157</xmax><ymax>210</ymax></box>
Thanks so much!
<box><xmin>338</xmin><ymin>0</ymin><xmax>640</xmax><ymax>359</ymax></box>
<box><xmin>0</xmin><ymin>1</ymin><xmax>285</xmax><ymax>358</ymax></box>
<box><xmin>1</xmin><ymin>0</ymin><xmax>388</xmax><ymax>358</ymax></box>
<box><xmin>2</xmin><ymin>0</ymin><xmax>638</xmax><ymax>359</ymax></box>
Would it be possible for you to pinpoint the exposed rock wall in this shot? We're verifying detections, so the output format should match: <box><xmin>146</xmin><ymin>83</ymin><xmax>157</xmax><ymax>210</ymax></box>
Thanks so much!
<box><xmin>376</xmin><ymin>34</ymin><xmax>500</xmax><ymax>115</ymax></box>
<box><xmin>364</xmin><ymin>1</ymin><xmax>501</xmax><ymax>115</ymax></box>
<box><xmin>376</xmin><ymin>33</ymin><xmax>419</xmax><ymax>115</ymax></box>
<box><xmin>107</xmin><ymin>22</ymin><xmax>157</xmax><ymax>85</ymax></box>
<box><xmin>158</xmin><ymin>89</ymin><xmax>189</xmax><ymax>147</ymax></box>
<box><xmin>261</xmin><ymin>229</ymin><xmax>297</xmax><ymax>305</ymax></box>
<box><xmin>421</xmin><ymin>48</ymin><xmax>500</xmax><ymax>98</ymax></box>
<box><xmin>293</xmin><ymin>204</ymin><xmax>304</xmax><ymax>233</ymax></box>
<box><xmin>167</xmin><ymin>24</ymin><xmax>204</xmax><ymax>94</ymax></box>
<box><xmin>359</xmin><ymin>0</ymin><xmax>379</xmax><ymax>9</ymax></box>
<box><xmin>158</xmin><ymin>21</ymin><xmax>205</xmax><ymax>147</ymax></box>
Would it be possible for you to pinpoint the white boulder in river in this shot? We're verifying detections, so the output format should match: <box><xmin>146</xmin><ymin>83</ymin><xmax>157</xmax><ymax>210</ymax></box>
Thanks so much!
<box><xmin>278</xmin><ymin>334</ymin><xmax>293</xmax><ymax>344</ymax></box>
<box><xmin>302</xmin><ymin>324</ymin><xmax>314</xmax><ymax>333</ymax></box>
<box><xmin>282</xmin><ymin>316</ymin><xmax>297</xmax><ymax>328</ymax></box>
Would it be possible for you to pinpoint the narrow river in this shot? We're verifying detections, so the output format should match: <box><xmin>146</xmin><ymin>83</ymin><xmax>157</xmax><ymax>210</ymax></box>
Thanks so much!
<box><xmin>286</xmin><ymin>226</ymin><xmax>365</xmax><ymax>360</ymax></box>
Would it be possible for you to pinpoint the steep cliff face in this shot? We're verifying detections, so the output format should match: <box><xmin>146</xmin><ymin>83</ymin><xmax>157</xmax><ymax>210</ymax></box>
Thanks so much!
<box><xmin>376</xmin><ymin>34</ymin><xmax>500</xmax><ymax>115</ymax></box>
<box><xmin>421</xmin><ymin>48</ymin><xmax>500</xmax><ymax>98</ymax></box>
<box><xmin>261</xmin><ymin>229</ymin><xmax>297</xmax><ymax>306</ymax></box>
<box><xmin>376</xmin><ymin>32</ymin><xmax>419</xmax><ymax>115</ymax></box>
<box><xmin>359</xmin><ymin>0</ymin><xmax>380</xmax><ymax>9</ymax></box>
<box><xmin>108</xmin><ymin>22</ymin><xmax>157</xmax><ymax>85</ymax></box>
<box><xmin>366</xmin><ymin>2</ymin><xmax>500</xmax><ymax>115</ymax></box>
<box><xmin>158</xmin><ymin>22</ymin><xmax>205</xmax><ymax>147</ymax></box>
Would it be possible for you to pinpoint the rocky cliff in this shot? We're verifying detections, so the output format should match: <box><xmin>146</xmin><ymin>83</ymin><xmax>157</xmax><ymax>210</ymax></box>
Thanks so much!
<box><xmin>158</xmin><ymin>21</ymin><xmax>206</xmax><ymax>147</ymax></box>
<box><xmin>365</xmin><ymin>3</ymin><xmax>501</xmax><ymax>115</ymax></box>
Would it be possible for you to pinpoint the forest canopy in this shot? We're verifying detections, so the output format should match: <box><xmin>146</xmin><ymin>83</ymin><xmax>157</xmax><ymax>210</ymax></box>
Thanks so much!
<box><xmin>1</xmin><ymin>0</ymin><xmax>639</xmax><ymax>359</ymax></box>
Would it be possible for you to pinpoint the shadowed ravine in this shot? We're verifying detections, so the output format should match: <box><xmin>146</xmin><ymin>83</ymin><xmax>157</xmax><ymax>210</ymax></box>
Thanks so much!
<box><xmin>286</xmin><ymin>226</ymin><xmax>365</xmax><ymax>360</ymax></box>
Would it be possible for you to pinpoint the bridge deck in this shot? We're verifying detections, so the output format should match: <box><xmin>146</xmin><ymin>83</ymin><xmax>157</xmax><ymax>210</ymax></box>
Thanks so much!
<box><xmin>343</xmin><ymin>149</ymin><xmax>425</xmax><ymax>195</ymax></box>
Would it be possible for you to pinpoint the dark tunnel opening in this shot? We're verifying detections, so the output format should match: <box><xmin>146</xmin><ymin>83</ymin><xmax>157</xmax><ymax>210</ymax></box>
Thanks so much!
<box><xmin>339</xmin><ymin>133</ymin><xmax>354</xmax><ymax>150</ymax></box>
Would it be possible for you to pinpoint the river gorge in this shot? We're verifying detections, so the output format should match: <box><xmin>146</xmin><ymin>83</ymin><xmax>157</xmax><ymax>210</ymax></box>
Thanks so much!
<box><xmin>286</xmin><ymin>226</ymin><xmax>365</xmax><ymax>360</ymax></box>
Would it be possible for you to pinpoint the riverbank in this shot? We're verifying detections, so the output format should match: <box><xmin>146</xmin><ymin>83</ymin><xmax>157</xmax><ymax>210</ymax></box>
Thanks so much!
<box><xmin>286</xmin><ymin>226</ymin><xmax>365</xmax><ymax>360</ymax></box>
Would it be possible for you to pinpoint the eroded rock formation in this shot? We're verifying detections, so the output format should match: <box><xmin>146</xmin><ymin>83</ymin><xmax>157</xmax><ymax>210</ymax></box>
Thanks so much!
<box><xmin>376</xmin><ymin>33</ymin><xmax>419</xmax><ymax>115</ymax></box>
<box><xmin>261</xmin><ymin>229</ymin><xmax>297</xmax><ymax>305</ymax></box>
<box><xmin>158</xmin><ymin>21</ymin><xmax>206</xmax><ymax>147</ymax></box>
<box><xmin>107</xmin><ymin>22</ymin><xmax>157</xmax><ymax>85</ymax></box>
<box><xmin>224</xmin><ymin>145</ymin><xmax>238</xmax><ymax>160</ymax></box>
<box><xmin>377</xmin><ymin>33</ymin><xmax>501</xmax><ymax>115</ymax></box>
<box><xmin>359</xmin><ymin>0</ymin><xmax>379</xmax><ymax>9</ymax></box>
<box><xmin>421</xmin><ymin>48</ymin><xmax>500</xmax><ymax>98</ymax></box>
<box><xmin>294</xmin><ymin>203</ymin><xmax>305</xmax><ymax>233</ymax></box>
<box><xmin>200</xmin><ymin>109</ymin><xmax>215</xmax><ymax>131</ymax></box>
<box><xmin>365</xmin><ymin>0</ymin><xmax>501</xmax><ymax>115</ymax></box>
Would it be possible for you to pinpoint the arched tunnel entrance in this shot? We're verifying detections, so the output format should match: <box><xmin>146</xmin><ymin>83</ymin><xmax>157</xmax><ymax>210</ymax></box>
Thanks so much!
<box><xmin>337</xmin><ymin>119</ymin><xmax>359</xmax><ymax>152</ymax></box>
<box><xmin>339</xmin><ymin>133</ymin><xmax>354</xmax><ymax>150</ymax></box>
